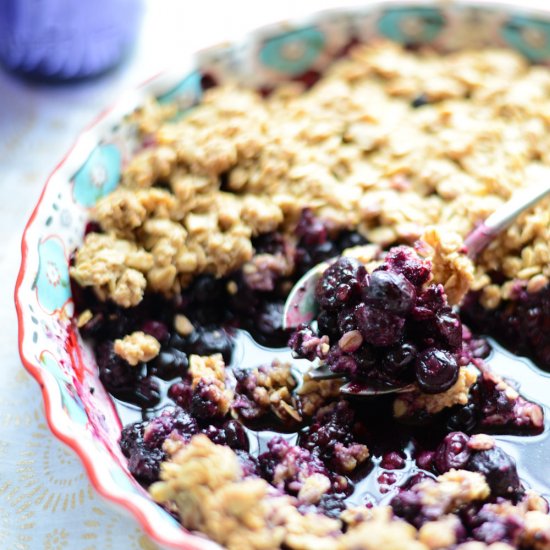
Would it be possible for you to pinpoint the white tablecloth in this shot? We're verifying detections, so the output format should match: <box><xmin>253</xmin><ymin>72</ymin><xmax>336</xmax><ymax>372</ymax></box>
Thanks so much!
<box><xmin>0</xmin><ymin>1</ymin><xmax>355</xmax><ymax>547</ymax></box>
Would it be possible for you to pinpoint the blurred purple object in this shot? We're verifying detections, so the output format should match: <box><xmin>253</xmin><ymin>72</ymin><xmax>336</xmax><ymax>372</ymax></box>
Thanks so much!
<box><xmin>0</xmin><ymin>0</ymin><xmax>142</xmax><ymax>80</ymax></box>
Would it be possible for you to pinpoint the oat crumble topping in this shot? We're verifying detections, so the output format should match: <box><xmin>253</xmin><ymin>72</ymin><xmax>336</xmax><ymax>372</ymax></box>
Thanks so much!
<box><xmin>75</xmin><ymin>42</ymin><xmax>550</xmax><ymax>307</ymax></box>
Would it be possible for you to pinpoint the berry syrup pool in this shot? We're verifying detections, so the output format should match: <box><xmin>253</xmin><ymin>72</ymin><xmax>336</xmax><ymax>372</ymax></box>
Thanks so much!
<box><xmin>113</xmin><ymin>329</ymin><xmax>550</xmax><ymax>507</ymax></box>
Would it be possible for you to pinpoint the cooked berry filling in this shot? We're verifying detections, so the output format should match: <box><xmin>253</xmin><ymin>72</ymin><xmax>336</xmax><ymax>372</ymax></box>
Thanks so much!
<box><xmin>290</xmin><ymin>248</ymin><xmax>463</xmax><ymax>393</ymax></box>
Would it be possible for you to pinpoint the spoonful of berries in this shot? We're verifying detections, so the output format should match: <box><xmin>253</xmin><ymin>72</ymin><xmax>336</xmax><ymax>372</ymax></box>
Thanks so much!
<box><xmin>285</xmin><ymin>179</ymin><xmax>550</xmax><ymax>396</ymax></box>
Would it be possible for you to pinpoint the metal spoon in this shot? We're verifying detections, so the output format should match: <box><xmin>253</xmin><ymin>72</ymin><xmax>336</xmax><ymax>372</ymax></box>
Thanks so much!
<box><xmin>304</xmin><ymin>365</ymin><xmax>416</xmax><ymax>396</ymax></box>
<box><xmin>284</xmin><ymin>179</ymin><xmax>550</xmax><ymax>392</ymax></box>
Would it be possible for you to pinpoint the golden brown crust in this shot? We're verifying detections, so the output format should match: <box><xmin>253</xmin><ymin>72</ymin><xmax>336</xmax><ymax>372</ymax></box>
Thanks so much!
<box><xmin>72</xmin><ymin>42</ymin><xmax>550</xmax><ymax>307</ymax></box>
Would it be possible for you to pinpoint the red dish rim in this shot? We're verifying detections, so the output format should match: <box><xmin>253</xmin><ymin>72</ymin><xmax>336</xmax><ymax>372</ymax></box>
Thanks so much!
<box><xmin>14</xmin><ymin>72</ymin><xmax>222</xmax><ymax>550</ymax></box>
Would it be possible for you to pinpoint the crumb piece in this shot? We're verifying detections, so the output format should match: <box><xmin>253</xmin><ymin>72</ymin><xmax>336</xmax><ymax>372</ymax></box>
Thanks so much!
<box><xmin>174</xmin><ymin>314</ymin><xmax>194</xmax><ymax>336</ymax></box>
<box><xmin>240</xmin><ymin>196</ymin><xmax>284</xmax><ymax>236</ymax></box>
<box><xmin>70</xmin><ymin>233</ymin><xmax>152</xmax><ymax>307</ymax></box>
<box><xmin>297</xmin><ymin>372</ymin><xmax>343</xmax><ymax>417</ymax></box>
<box><xmin>394</xmin><ymin>367</ymin><xmax>477</xmax><ymax>418</ymax></box>
<box><xmin>233</xmin><ymin>360</ymin><xmax>301</xmax><ymax>422</ymax></box>
<box><xmin>76</xmin><ymin>309</ymin><xmax>93</xmax><ymax>328</ymax></box>
<box><xmin>338</xmin><ymin>330</ymin><xmax>363</xmax><ymax>352</ymax></box>
<box><xmin>113</xmin><ymin>331</ymin><xmax>160</xmax><ymax>366</ymax></box>
<box><xmin>468</xmin><ymin>434</ymin><xmax>495</xmax><ymax>451</ymax></box>
<box><xmin>478</xmin><ymin>369</ymin><xmax>544</xmax><ymax>431</ymax></box>
<box><xmin>422</xmin><ymin>227</ymin><xmax>474</xmax><ymax>305</ymax></box>
<box><xmin>340</xmin><ymin>506</ymin><xmax>376</xmax><ymax>528</ymax></box>
<box><xmin>340</xmin><ymin>506</ymin><xmax>426</xmax><ymax>550</ymax></box>
<box><xmin>297</xmin><ymin>473</ymin><xmax>332</xmax><ymax>505</ymax></box>
<box><xmin>418</xmin><ymin>515</ymin><xmax>460</xmax><ymax>549</ymax></box>
<box><xmin>242</xmin><ymin>252</ymin><xmax>294</xmax><ymax>292</ymax></box>
<box><xmin>417</xmin><ymin>470</ymin><xmax>490</xmax><ymax>513</ymax></box>
<box><xmin>283</xmin><ymin>512</ymin><xmax>341</xmax><ymax>550</ymax></box>
<box><xmin>523</xmin><ymin>511</ymin><xmax>550</xmax><ymax>550</ymax></box>
<box><xmin>112</xmin><ymin>269</ymin><xmax>148</xmax><ymax>307</ymax></box>
<box><xmin>333</xmin><ymin>441</ymin><xmax>370</xmax><ymax>474</ymax></box>
<box><xmin>189</xmin><ymin>354</ymin><xmax>232</xmax><ymax>417</ymax></box>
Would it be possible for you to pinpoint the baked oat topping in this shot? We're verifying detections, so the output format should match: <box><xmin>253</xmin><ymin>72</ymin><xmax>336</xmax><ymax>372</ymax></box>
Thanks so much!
<box><xmin>74</xmin><ymin>42</ymin><xmax>550</xmax><ymax>309</ymax></box>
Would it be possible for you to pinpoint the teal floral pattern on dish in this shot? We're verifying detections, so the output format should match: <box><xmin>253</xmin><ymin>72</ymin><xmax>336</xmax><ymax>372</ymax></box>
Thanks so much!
<box><xmin>502</xmin><ymin>16</ymin><xmax>550</xmax><ymax>62</ymax></box>
<box><xmin>259</xmin><ymin>26</ymin><xmax>325</xmax><ymax>76</ymax></box>
<box><xmin>34</xmin><ymin>236</ymin><xmax>70</xmax><ymax>313</ymax></box>
<box><xmin>73</xmin><ymin>144</ymin><xmax>121</xmax><ymax>207</ymax></box>
<box><xmin>40</xmin><ymin>353</ymin><xmax>88</xmax><ymax>426</ymax></box>
<box><xmin>157</xmin><ymin>70</ymin><xmax>203</xmax><ymax>110</ymax></box>
<box><xmin>378</xmin><ymin>7</ymin><xmax>445</xmax><ymax>44</ymax></box>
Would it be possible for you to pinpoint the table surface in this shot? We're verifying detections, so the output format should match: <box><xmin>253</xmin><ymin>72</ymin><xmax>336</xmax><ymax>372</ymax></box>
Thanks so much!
<box><xmin>2</xmin><ymin>1</ymin><xmax>547</xmax><ymax>548</ymax></box>
<box><xmin>0</xmin><ymin>1</ymin><xmax>357</xmax><ymax>548</ymax></box>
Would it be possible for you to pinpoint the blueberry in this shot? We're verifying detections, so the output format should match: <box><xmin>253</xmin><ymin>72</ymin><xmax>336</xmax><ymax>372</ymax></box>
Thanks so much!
<box><xmin>316</xmin><ymin>257</ymin><xmax>366</xmax><ymax>311</ymax></box>
<box><xmin>84</xmin><ymin>221</ymin><xmax>102</xmax><ymax>235</ymax></box>
<box><xmin>354</xmin><ymin>345</ymin><xmax>378</xmax><ymax>376</ymax></box>
<box><xmin>317</xmin><ymin>309</ymin><xmax>339</xmax><ymax>340</ymax></box>
<box><xmin>204</xmin><ymin>419</ymin><xmax>249</xmax><ymax>451</ymax></box>
<box><xmin>435</xmin><ymin>308</ymin><xmax>462</xmax><ymax>350</ymax></box>
<box><xmin>386</xmin><ymin>246</ymin><xmax>431</xmax><ymax>287</ymax></box>
<box><xmin>143</xmin><ymin>408</ymin><xmax>198</xmax><ymax>449</ymax></box>
<box><xmin>337</xmin><ymin>230</ymin><xmax>367</xmax><ymax>251</ymax></box>
<box><xmin>95</xmin><ymin>341</ymin><xmax>139</xmax><ymax>394</ymax></box>
<box><xmin>363</xmin><ymin>270</ymin><xmax>416</xmax><ymax>315</ymax></box>
<box><xmin>415</xmin><ymin>450</ymin><xmax>435</xmax><ymax>470</ymax></box>
<box><xmin>149</xmin><ymin>348</ymin><xmax>188</xmax><ymax>380</ymax></box>
<box><xmin>415</xmin><ymin>348</ymin><xmax>459</xmax><ymax>394</ymax></box>
<box><xmin>434</xmin><ymin>432</ymin><xmax>471</xmax><ymax>473</ymax></box>
<box><xmin>235</xmin><ymin>450</ymin><xmax>260</xmax><ymax>477</ymax></box>
<box><xmin>337</xmin><ymin>307</ymin><xmax>359</xmax><ymax>334</ymax></box>
<box><xmin>190</xmin><ymin>328</ymin><xmax>234</xmax><ymax>363</ymax></box>
<box><xmin>327</xmin><ymin>349</ymin><xmax>358</xmax><ymax>376</ymax></box>
<box><xmin>295</xmin><ymin>208</ymin><xmax>328</xmax><ymax>246</ymax></box>
<box><xmin>127</xmin><ymin>446</ymin><xmax>164</xmax><ymax>483</ymax></box>
<box><xmin>190</xmin><ymin>274</ymin><xmax>226</xmax><ymax>304</ymax></box>
<box><xmin>446</xmin><ymin>403</ymin><xmax>478</xmax><ymax>433</ymax></box>
<box><xmin>120</xmin><ymin>422</ymin><xmax>144</xmax><ymax>456</ymax></box>
<box><xmin>402</xmin><ymin>471</ymin><xmax>434</xmax><ymax>488</ymax></box>
<box><xmin>381</xmin><ymin>451</ymin><xmax>406</xmax><ymax>470</ymax></box>
<box><xmin>252</xmin><ymin>232</ymin><xmax>286</xmax><ymax>256</ymax></box>
<box><xmin>390</xmin><ymin>490</ymin><xmax>422</xmax><ymax>524</ymax></box>
<box><xmin>412</xmin><ymin>285</ymin><xmax>446</xmax><ymax>319</ymax></box>
<box><xmin>466</xmin><ymin>447</ymin><xmax>524</xmax><ymax>500</ymax></box>
<box><xmin>191</xmin><ymin>380</ymin><xmax>226</xmax><ymax>419</ymax></box>
<box><xmin>141</xmin><ymin>320</ymin><xmax>169</xmax><ymax>343</ymax></box>
<box><xmin>383</xmin><ymin>342</ymin><xmax>417</xmax><ymax>376</ymax></box>
<box><xmin>355</xmin><ymin>303</ymin><xmax>405</xmax><ymax>347</ymax></box>
<box><xmin>133</xmin><ymin>377</ymin><xmax>161</xmax><ymax>408</ymax></box>
<box><xmin>316</xmin><ymin>492</ymin><xmax>348</xmax><ymax>518</ymax></box>
<box><xmin>473</xmin><ymin>519</ymin><xmax>511</xmax><ymax>544</ymax></box>
<box><xmin>411</xmin><ymin>93</ymin><xmax>429</xmax><ymax>108</ymax></box>
<box><xmin>168</xmin><ymin>380</ymin><xmax>193</xmax><ymax>408</ymax></box>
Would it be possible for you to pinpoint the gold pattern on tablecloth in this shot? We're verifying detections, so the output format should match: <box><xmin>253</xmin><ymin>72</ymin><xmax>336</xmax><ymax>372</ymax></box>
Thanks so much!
<box><xmin>0</xmin><ymin>361</ymin><xmax>161</xmax><ymax>549</ymax></box>
<box><xmin>44</xmin><ymin>528</ymin><xmax>69</xmax><ymax>550</ymax></box>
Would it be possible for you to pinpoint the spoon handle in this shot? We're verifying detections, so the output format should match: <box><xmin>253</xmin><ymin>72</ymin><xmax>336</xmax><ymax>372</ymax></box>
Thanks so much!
<box><xmin>464</xmin><ymin>181</ymin><xmax>550</xmax><ymax>258</ymax></box>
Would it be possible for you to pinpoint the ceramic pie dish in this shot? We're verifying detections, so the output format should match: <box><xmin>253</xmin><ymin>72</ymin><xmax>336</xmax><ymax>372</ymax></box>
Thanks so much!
<box><xmin>15</xmin><ymin>2</ymin><xmax>550</xmax><ymax>549</ymax></box>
